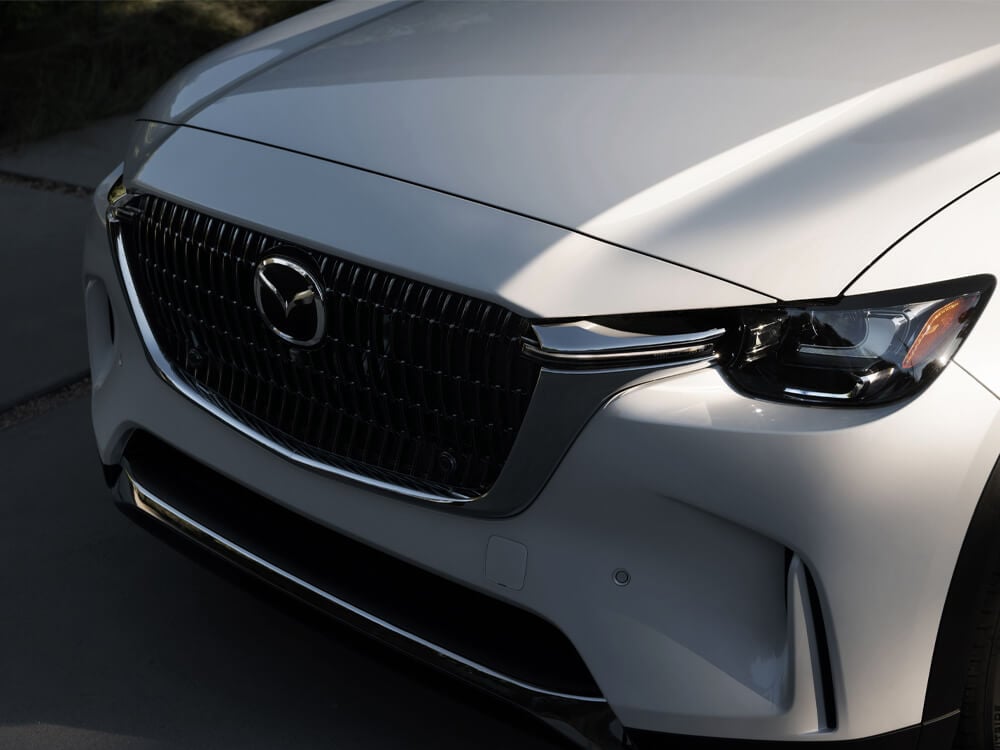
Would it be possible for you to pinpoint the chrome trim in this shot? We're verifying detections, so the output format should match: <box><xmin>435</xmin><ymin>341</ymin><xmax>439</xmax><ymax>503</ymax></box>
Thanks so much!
<box><xmin>525</xmin><ymin>342</ymin><xmax>717</xmax><ymax>366</ymax></box>
<box><xmin>783</xmin><ymin>367</ymin><xmax>897</xmax><ymax>402</ymax></box>
<box><xmin>525</xmin><ymin>320</ymin><xmax>725</xmax><ymax>369</ymax></box>
<box><xmin>253</xmin><ymin>254</ymin><xmax>327</xmax><ymax>347</ymax></box>
<box><xmin>118</xmin><ymin>470</ymin><xmax>626</xmax><ymax>749</ymax></box>
<box><xmin>783</xmin><ymin>386</ymin><xmax>855</xmax><ymax>401</ymax></box>
<box><xmin>532</xmin><ymin>320</ymin><xmax>726</xmax><ymax>354</ymax></box>
<box><xmin>109</xmin><ymin>194</ymin><xmax>720</xmax><ymax>515</ymax></box>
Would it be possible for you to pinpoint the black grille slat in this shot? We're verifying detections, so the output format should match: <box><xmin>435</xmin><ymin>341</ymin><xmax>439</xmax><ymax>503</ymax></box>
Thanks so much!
<box><xmin>122</xmin><ymin>195</ymin><xmax>540</xmax><ymax>498</ymax></box>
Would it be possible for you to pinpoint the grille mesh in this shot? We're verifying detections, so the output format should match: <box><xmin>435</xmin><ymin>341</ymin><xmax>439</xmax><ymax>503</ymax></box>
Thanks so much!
<box><xmin>119</xmin><ymin>194</ymin><xmax>540</xmax><ymax>498</ymax></box>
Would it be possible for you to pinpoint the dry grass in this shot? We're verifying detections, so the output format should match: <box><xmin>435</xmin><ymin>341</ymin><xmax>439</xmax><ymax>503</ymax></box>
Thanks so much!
<box><xmin>0</xmin><ymin>1</ymin><xmax>323</xmax><ymax>147</ymax></box>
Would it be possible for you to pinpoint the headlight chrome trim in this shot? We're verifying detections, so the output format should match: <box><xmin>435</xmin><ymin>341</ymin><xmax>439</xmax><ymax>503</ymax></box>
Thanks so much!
<box><xmin>523</xmin><ymin>321</ymin><xmax>725</xmax><ymax>370</ymax></box>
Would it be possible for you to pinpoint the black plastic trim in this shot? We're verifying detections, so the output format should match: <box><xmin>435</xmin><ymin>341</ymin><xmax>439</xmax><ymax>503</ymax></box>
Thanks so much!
<box><xmin>625</xmin><ymin>701</ymin><xmax>964</xmax><ymax>748</ymax></box>
<box><xmin>803</xmin><ymin>563</ymin><xmax>839</xmax><ymax>730</ymax></box>
<box><xmin>922</xmin><ymin>453</ymin><xmax>1000</xmax><ymax>721</ymax></box>
<box><xmin>626</xmin><ymin>725</ymin><xmax>920</xmax><ymax>750</ymax></box>
<box><xmin>101</xmin><ymin>460</ymin><xmax>121</xmax><ymax>489</ymax></box>
<box><xmin>624</xmin><ymin>711</ymin><xmax>962</xmax><ymax>749</ymax></box>
<box><xmin>118</xmin><ymin>431</ymin><xmax>601</xmax><ymax>700</ymax></box>
<box><xmin>917</xmin><ymin>711</ymin><xmax>961</xmax><ymax>750</ymax></box>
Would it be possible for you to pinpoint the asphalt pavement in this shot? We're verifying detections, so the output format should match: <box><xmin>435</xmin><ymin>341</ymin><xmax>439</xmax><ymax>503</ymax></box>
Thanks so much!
<box><xmin>0</xmin><ymin>114</ymin><xmax>132</xmax><ymax>410</ymax></box>
<box><xmin>0</xmin><ymin>184</ymin><xmax>91</xmax><ymax>411</ymax></box>
<box><xmin>0</xmin><ymin>119</ymin><xmax>567</xmax><ymax>749</ymax></box>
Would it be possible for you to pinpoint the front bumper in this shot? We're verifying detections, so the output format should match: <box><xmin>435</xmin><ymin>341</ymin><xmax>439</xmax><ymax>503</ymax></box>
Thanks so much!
<box><xmin>110</xmin><ymin>433</ymin><xmax>621</xmax><ymax>748</ymax></box>
<box><xmin>85</xmin><ymin>164</ymin><xmax>1000</xmax><ymax>748</ymax></box>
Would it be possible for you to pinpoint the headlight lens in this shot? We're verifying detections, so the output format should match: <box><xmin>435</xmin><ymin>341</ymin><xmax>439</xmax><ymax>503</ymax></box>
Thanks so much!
<box><xmin>107</xmin><ymin>174</ymin><xmax>126</xmax><ymax>206</ymax></box>
<box><xmin>723</xmin><ymin>275</ymin><xmax>994</xmax><ymax>406</ymax></box>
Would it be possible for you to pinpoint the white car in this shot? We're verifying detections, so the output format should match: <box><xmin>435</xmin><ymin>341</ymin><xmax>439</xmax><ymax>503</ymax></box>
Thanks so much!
<box><xmin>84</xmin><ymin>2</ymin><xmax>1000</xmax><ymax>748</ymax></box>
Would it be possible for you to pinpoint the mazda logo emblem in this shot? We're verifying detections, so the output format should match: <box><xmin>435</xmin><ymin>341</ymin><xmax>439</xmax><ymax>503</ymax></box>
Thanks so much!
<box><xmin>253</xmin><ymin>254</ymin><xmax>326</xmax><ymax>347</ymax></box>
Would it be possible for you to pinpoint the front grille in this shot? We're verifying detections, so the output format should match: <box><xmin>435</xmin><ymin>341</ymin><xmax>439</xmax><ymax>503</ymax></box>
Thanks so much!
<box><xmin>118</xmin><ymin>194</ymin><xmax>541</xmax><ymax>498</ymax></box>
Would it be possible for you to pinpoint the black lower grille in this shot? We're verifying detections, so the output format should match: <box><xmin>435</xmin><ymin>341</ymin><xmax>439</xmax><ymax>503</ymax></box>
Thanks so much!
<box><xmin>121</xmin><ymin>431</ymin><xmax>603</xmax><ymax>699</ymax></box>
<box><xmin>118</xmin><ymin>194</ymin><xmax>540</xmax><ymax>498</ymax></box>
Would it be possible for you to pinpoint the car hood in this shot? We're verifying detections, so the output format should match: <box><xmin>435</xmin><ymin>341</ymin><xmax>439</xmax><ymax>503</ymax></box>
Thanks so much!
<box><xmin>145</xmin><ymin>1</ymin><xmax>1000</xmax><ymax>300</ymax></box>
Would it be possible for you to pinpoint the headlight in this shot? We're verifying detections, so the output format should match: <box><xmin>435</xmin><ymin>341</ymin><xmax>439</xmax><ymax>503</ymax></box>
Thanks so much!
<box><xmin>107</xmin><ymin>174</ymin><xmax>127</xmax><ymax>206</ymax></box>
<box><xmin>723</xmin><ymin>275</ymin><xmax>994</xmax><ymax>406</ymax></box>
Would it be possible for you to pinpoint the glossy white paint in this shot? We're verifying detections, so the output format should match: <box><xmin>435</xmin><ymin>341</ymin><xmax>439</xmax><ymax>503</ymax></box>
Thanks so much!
<box><xmin>141</xmin><ymin>1</ymin><xmax>1000</xmax><ymax>300</ymax></box>
<box><xmin>580</xmin><ymin>365</ymin><xmax>1000</xmax><ymax>738</ymax></box>
<box><xmin>126</xmin><ymin>125</ymin><xmax>774</xmax><ymax>318</ymax></box>
<box><xmin>139</xmin><ymin>1</ymin><xmax>404</xmax><ymax>124</ymax></box>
